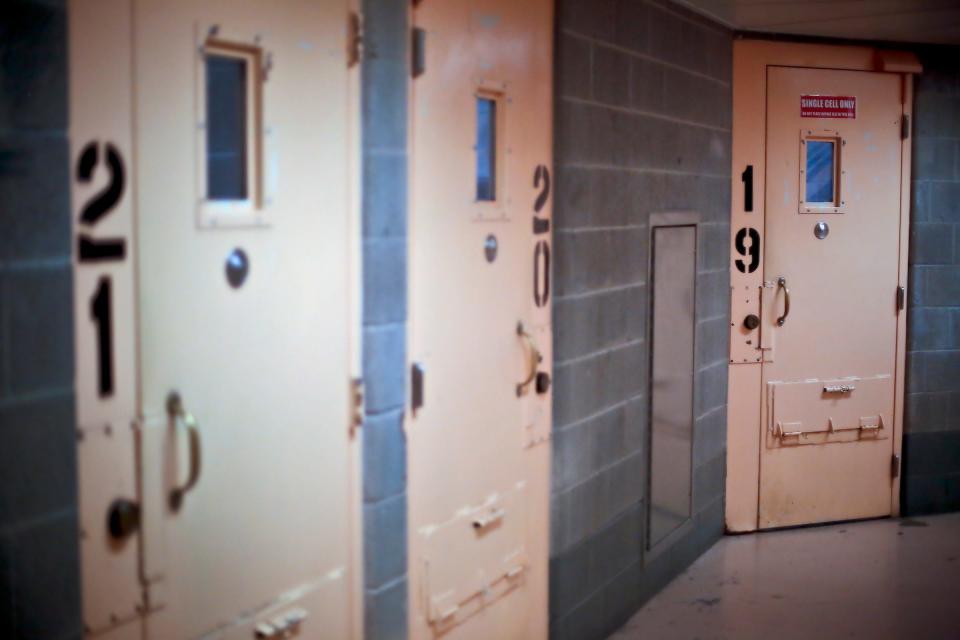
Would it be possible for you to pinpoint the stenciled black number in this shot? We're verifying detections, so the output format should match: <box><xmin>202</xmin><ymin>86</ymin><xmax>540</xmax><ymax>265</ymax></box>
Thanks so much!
<box><xmin>741</xmin><ymin>165</ymin><xmax>754</xmax><ymax>213</ymax></box>
<box><xmin>734</xmin><ymin>227</ymin><xmax>761</xmax><ymax>274</ymax></box>
<box><xmin>77</xmin><ymin>141</ymin><xmax>127</xmax><ymax>262</ymax></box>
<box><xmin>90</xmin><ymin>277</ymin><xmax>114</xmax><ymax>397</ymax></box>
<box><xmin>534</xmin><ymin>240</ymin><xmax>550</xmax><ymax>308</ymax></box>
<box><xmin>77</xmin><ymin>141</ymin><xmax>127</xmax><ymax>399</ymax></box>
<box><xmin>533</xmin><ymin>164</ymin><xmax>550</xmax><ymax>235</ymax></box>
<box><xmin>532</xmin><ymin>165</ymin><xmax>552</xmax><ymax>307</ymax></box>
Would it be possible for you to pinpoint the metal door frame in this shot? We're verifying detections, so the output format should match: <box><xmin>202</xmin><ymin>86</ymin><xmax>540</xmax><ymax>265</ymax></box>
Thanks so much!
<box><xmin>405</xmin><ymin>1</ymin><xmax>554</xmax><ymax>637</ymax></box>
<box><xmin>69</xmin><ymin>1</ymin><xmax>365</xmax><ymax>635</ymax></box>
<box><xmin>724</xmin><ymin>40</ymin><xmax>919</xmax><ymax>533</ymax></box>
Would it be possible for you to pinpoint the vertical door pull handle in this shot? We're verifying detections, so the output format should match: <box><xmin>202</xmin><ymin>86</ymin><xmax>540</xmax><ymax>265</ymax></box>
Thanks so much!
<box><xmin>776</xmin><ymin>277</ymin><xmax>790</xmax><ymax>326</ymax></box>
<box><xmin>516</xmin><ymin>322</ymin><xmax>542</xmax><ymax>397</ymax></box>
<box><xmin>167</xmin><ymin>391</ymin><xmax>202</xmax><ymax>512</ymax></box>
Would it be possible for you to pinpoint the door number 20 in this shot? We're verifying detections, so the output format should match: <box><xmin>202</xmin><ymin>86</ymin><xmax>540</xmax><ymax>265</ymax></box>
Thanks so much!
<box><xmin>533</xmin><ymin>165</ymin><xmax>551</xmax><ymax>308</ymax></box>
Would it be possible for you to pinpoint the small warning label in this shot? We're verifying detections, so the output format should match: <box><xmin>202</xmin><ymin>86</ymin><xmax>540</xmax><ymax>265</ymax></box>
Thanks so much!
<box><xmin>800</xmin><ymin>95</ymin><xmax>856</xmax><ymax>119</ymax></box>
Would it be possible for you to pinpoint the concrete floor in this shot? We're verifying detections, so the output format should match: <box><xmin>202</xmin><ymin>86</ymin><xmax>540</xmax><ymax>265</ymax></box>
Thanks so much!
<box><xmin>611</xmin><ymin>513</ymin><xmax>960</xmax><ymax>640</ymax></box>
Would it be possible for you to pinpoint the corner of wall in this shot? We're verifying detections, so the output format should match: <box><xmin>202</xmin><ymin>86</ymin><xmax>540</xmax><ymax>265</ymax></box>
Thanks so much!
<box><xmin>550</xmin><ymin>0</ymin><xmax>732</xmax><ymax>637</ymax></box>
<box><xmin>902</xmin><ymin>45</ymin><xmax>960</xmax><ymax>516</ymax></box>
<box><xmin>0</xmin><ymin>1</ymin><xmax>81</xmax><ymax>638</ymax></box>
<box><xmin>360</xmin><ymin>1</ymin><xmax>411</xmax><ymax>638</ymax></box>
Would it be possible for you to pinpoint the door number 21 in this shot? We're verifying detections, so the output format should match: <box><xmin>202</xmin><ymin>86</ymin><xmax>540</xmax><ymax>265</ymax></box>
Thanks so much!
<box><xmin>76</xmin><ymin>141</ymin><xmax>127</xmax><ymax>397</ymax></box>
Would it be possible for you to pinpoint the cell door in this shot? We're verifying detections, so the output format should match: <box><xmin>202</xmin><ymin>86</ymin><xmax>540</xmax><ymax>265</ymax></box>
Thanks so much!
<box><xmin>758</xmin><ymin>66</ymin><xmax>904</xmax><ymax>529</ymax></box>
<box><xmin>131</xmin><ymin>1</ymin><xmax>358</xmax><ymax>637</ymax></box>
<box><xmin>408</xmin><ymin>1</ymin><xmax>553</xmax><ymax>638</ymax></box>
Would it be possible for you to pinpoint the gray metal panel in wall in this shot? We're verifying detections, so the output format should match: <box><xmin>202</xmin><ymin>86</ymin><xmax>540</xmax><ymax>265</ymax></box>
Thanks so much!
<box><xmin>648</xmin><ymin>225</ymin><xmax>696</xmax><ymax>547</ymax></box>
<box><xmin>550</xmin><ymin>1</ymin><xmax>731</xmax><ymax>636</ymax></box>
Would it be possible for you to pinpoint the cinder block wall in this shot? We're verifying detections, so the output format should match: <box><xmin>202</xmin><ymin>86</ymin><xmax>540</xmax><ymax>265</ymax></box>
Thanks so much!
<box><xmin>360</xmin><ymin>1</ymin><xmax>410</xmax><ymax>638</ymax></box>
<box><xmin>904</xmin><ymin>47</ymin><xmax>960</xmax><ymax>515</ymax></box>
<box><xmin>550</xmin><ymin>1</ymin><xmax>731</xmax><ymax>637</ymax></box>
<box><xmin>0</xmin><ymin>1</ymin><xmax>82</xmax><ymax>638</ymax></box>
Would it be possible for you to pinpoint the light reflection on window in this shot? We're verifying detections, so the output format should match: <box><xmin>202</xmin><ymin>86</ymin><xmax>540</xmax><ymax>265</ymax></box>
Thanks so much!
<box><xmin>476</xmin><ymin>97</ymin><xmax>497</xmax><ymax>201</ymax></box>
<box><xmin>806</xmin><ymin>140</ymin><xmax>835</xmax><ymax>204</ymax></box>
<box><xmin>206</xmin><ymin>54</ymin><xmax>248</xmax><ymax>201</ymax></box>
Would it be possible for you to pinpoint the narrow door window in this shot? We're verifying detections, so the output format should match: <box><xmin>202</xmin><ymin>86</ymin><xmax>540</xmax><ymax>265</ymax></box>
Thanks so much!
<box><xmin>805</xmin><ymin>140</ymin><xmax>835</xmax><ymax>204</ymax></box>
<box><xmin>206</xmin><ymin>54</ymin><xmax>248</xmax><ymax>201</ymax></box>
<box><xmin>198</xmin><ymin>39</ymin><xmax>265</xmax><ymax>226</ymax></box>
<box><xmin>800</xmin><ymin>133</ymin><xmax>844</xmax><ymax>213</ymax></box>
<box><xmin>476</xmin><ymin>96</ymin><xmax>497</xmax><ymax>201</ymax></box>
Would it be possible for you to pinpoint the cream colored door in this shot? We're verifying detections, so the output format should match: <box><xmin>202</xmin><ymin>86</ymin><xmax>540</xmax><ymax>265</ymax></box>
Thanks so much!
<box><xmin>408</xmin><ymin>1</ymin><xmax>553</xmax><ymax>638</ymax></box>
<box><xmin>132</xmin><ymin>2</ymin><xmax>357</xmax><ymax>637</ymax></box>
<box><xmin>759</xmin><ymin>66</ymin><xmax>903</xmax><ymax>529</ymax></box>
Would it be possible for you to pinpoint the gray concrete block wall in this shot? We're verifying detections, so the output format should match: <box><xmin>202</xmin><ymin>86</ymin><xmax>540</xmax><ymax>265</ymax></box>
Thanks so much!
<box><xmin>903</xmin><ymin>48</ymin><xmax>960</xmax><ymax>516</ymax></box>
<box><xmin>550</xmin><ymin>0</ymin><xmax>731</xmax><ymax>637</ymax></box>
<box><xmin>360</xmin><ymin>1</ymin><xmax>409</xmax><ymax>638</ymax></box>
<box><xmin>0</xmin><ymin>1</ymin><xmax>81</xmax><ymax>638</ymax></box>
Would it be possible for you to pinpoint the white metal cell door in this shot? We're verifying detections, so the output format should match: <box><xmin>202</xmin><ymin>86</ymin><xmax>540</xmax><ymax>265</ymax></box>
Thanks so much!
<box><xmin>759</xmin><ymin>66</ymin><xmax>904</xmax><ymax>529</ymax></box>
<box><xmin>408</xmin><ymin>0</ymin><xmax>554</xmax><ymax>638</ymax></box>
<box><xmin>131</xmin><ymin>2</ymin><xmax>358</xmax><ymax>638</ymax></box>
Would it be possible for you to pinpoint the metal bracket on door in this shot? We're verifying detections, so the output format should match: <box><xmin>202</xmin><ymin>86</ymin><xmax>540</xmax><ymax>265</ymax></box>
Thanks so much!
<box><xmin>472</xmin><ymin>507</ymin><xmax>505</xmax><ymax>532</ymax></box>
<box><xmin>411</xmin><ymin>27</ymin><xmax>426</xmax><ymax>78</ymax></box>
<box><xmin>758</xmin><ymin>281</ymin><xmax>776</xmax><ymax>361</ymax></box>
<box><xmin>347</xmin><ymin>12</ymin><xmax>363</xmax><ymax>68</ymax></box>
<box><xmin>411</xmin><ymin>363</ymin><xmax>425</xmax><ymax>415</ymax></box>
<box><xmin>774</xmin><ymin>415</ymin><xmax>884</xmax><ymax>442</ymax></box>
<box><xmin>255</xmin><ymin>608</ymin><xmax>308</xmax><ymax>639</ymax></box>
<box><xmin>823</xmin><ymin>384</ymin><xmax>855</xmax><ymax>394</ymax></box>
<box><xmin>350</xmin><ymin>378</ymin><xmax>364</xmax><ymax>438</ymax></box>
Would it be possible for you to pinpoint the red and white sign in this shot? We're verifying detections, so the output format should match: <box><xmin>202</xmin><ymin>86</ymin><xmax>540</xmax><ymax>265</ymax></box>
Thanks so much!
<box><xmin>800</xmin><ymin>95</ymin><xmax>856</xmax><ymax>119</ymax></box>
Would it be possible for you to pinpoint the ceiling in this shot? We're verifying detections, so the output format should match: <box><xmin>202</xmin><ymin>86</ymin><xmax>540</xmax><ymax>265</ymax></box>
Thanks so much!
<box><xmin>675</xmin><ymin>0</ymin><xmax>960</xmax><ymax>45</ymax></box>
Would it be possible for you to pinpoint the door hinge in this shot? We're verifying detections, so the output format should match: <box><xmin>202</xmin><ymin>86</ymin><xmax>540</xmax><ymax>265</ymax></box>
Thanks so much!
<box><xmin>350</xmin><ymin>377</ymin><xmax>364</xmax><ymax>437</ymax></box>
<box><xmin>892</xmin><ymin>453</ymin><xmax>901</xmax><ymax>478</ymax></box>
<box><xmin>897</xmin><ymin>285</ymin><xmax>906</xmax><ymax>312</ymax></box>
<box><xmin>347</xmin><ymin>11</ymin><xmax>363</xmax><ymax>68</ymax></box>
<box><xmin>411</xmin><ymin>362</ymin><xmax>425</xmax><ymax>415</ymax></box>
<box><xmin>901</xmin><ymin>114</ymin><xmax>910</xmax><ymax>140</ymax></box>
<box><xmin>411</xmin><ymin>27</ymin><xmax>426</xmax><ymax>78</ymax></box>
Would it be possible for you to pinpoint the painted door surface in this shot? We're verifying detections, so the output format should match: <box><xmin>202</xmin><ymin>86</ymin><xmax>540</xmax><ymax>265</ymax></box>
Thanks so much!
<box><xmin>408</xmin><ymin>1</ymin><xmax>553</xmax><ymax>638</ymax></box>
<box><xmin>132</xmin><ymin>1</ymin><xmax>357</xmax><ymax>637</ymax></box>
<box><xmin>760</xmin><ymin>66</ymin><xmax>903</xmax><ymax>529</ymax></box>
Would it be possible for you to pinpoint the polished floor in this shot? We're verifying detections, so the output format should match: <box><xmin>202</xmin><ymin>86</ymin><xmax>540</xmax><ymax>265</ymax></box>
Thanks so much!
<box><xmin>612</xmin><ymin>513</ymin><xmax>960</xmax><ymax>640</ymax></box>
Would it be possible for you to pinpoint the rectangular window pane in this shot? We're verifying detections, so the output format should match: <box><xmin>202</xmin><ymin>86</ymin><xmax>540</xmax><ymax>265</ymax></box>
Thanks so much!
<box><xmin>806</xmin><ymin>140</ymin><xmax>835</xmax><ymax>204</ymax></box>
<box><xmin>206</xmin><ymin>54</ymin><xmax>248</xmax><ymax>201</ymax></box>
<box><xmin>476</xmin><ymin>97</ymin><xmax>496</xmax><ymax>201</ymax></box>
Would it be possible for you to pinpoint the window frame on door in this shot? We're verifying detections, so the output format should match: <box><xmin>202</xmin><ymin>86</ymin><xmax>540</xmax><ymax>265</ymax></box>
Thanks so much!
<box><xmin>799</xmin><ymin>128</ymin><xmax>847</xmax><ymax>214</ymax></box>
<box><xmin>472</xmin><ymin>79</ymin><xmax>510</xmax><ymax>222</ymax></box>
<box><xmin>195</xmin><ymin>26</ymin><xmax>267</xmax><ymax>228</ymax></box>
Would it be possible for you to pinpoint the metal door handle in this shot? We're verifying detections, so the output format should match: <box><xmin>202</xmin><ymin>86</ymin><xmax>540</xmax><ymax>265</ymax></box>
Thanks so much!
<box><xmin>776</xmin><ymin>277</ymin><xmax>790</xmax><ymax>326</ymax></box>
<box><xmin>167</xmin><ymin>391</ymin><xmax>202</xmax><ymax>512</ymax></box>
<box><xmin>823</xmin><ymin>384</ymin><xmax>856</xmax><ymax>394</ymax></box>
<box><xmin>472</xmin><ymin>507</ymin><xmax>505</xmax><ymax>531</ymax></box>
<box><xmin>516</xmin><ymin>322</ymin><xmax>542</xmax><ymax>397</ymax></box>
